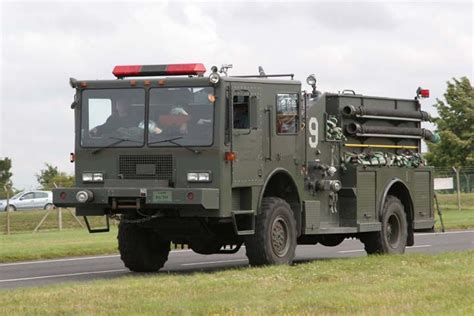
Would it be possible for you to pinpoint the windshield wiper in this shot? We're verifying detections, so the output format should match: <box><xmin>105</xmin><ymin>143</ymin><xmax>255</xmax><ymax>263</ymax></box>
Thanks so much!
<box><xmin>91</xmin><ymin>137</ymin><xmax>142</xmax><ymax>155</ymax></box>
<box><xmin>148</xmin><ymin>136</ymin><xmax>201</xmax><ymax>154</ymax></box>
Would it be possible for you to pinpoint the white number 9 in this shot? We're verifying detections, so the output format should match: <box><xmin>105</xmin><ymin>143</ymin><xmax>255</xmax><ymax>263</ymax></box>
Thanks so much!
<box><xmin>308</xmin><ymin>117</ymin><xmax>318</xmax><ymax>148</ymax></box>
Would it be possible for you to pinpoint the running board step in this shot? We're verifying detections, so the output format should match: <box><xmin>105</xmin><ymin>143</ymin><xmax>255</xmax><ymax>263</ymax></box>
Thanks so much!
<box><xmin>231</xmin><ymin>210</ymin><xmax>255</xmax><ymax>235</ymax></box>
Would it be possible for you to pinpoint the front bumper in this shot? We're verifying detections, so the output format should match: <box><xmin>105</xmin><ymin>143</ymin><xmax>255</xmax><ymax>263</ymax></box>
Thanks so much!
<box><xmin>53</xmin><ymin>187</ymin><xmax>220</xmax><ymax>213</ymax></box>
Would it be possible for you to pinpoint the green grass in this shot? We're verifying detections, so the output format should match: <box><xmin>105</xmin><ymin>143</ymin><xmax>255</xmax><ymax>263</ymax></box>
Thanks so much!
<box><xmin>0</xmin><ymin>228</ymin><xmax>118</xmax><ymax>263</ymax></box>
<box><xmin>0</xmin><ymin>251</ymin><xmax>472</xmax><ymax>315</ymax></box>
<box><xmin>0</xmin><ymin>208</ymin><xmax>109</xmax><ymax>233</ymax></box>
<box><xmin>435</xmin><ymin>193</ymin><xmax>474</xmax><ymax>230</ymax></box>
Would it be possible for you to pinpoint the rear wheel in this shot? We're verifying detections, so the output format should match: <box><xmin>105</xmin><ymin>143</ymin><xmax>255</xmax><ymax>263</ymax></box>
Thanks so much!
<box><xmin>361</xmin><ymin>195</ymin><xmax>407</xmax><ymax>254</ymax></box>
<box><xmin>245</xmin><ymin>197</ymin><xmax>297</xmax><ymax>266</ymax></box>
<box><xmin>118</xmin><ymin>220</ymin><xmax>170</xmax><ymax>272</ymax></box>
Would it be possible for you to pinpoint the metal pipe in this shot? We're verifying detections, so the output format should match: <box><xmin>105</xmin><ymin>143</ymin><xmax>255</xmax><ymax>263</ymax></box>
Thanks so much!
<box><xmin>342</xmin><ymin>105</ymin><xmax>431</xmax><ymax>121</ymax></box>
<box><xmin>346</xmin><ymin>122</ymin><xmax>439</xmax><ymax>142</ymax></box>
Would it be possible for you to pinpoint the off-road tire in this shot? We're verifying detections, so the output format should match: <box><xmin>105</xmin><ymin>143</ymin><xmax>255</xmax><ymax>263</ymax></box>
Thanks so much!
<box><xmin>361</xmin><ymin>195</ymin><xmax>408</xmax><ymax>254</ymax></box>
<box><xmin>118</xmin><ymin>221</ymin><xmax>170</xmax><ymax>272</ymax></box>
<box><xmin>244</xmin><ymin>197</ymin><xmax>297</xmax><ymax>266</ymax></box>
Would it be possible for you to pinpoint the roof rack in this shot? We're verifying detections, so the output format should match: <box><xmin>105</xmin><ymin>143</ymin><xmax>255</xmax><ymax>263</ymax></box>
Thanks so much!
<box><xmin>233</xmin><ymin>74</ymin><xmax>295</xmax><ymax>80</ymax></box>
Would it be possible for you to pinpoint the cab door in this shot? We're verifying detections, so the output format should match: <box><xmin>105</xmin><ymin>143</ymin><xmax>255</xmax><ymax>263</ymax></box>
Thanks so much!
<box><xmin>230</xmin><ymin>85</ymin><xmax>264</xmax><ymax>186</ymax></box>
<box><xmin>271</xmin><ymin>90</ymin><xmax>302</xmax><ymax>169</ymax></box>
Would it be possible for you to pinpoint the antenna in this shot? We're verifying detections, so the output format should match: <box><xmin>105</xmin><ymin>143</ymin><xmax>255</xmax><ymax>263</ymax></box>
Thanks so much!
<box><xmin>219</xmin><ymin>64</ymin><xmax>233</xmax><ymax>76</ymax></box>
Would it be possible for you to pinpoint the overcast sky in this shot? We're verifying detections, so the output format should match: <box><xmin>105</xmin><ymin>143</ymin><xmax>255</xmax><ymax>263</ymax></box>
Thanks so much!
<box><xmin>0</xmin><ymin>0</ymin><xmax>472</xmax><ymax>190</ymax></box>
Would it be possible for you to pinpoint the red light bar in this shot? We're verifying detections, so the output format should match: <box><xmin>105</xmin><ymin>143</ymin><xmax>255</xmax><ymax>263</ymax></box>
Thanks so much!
<box><xmin>417</xmin><ymin>87</ymin><xmax>430</xmax><ymax>98</ymax></box>
<box><xmin>419</xmin><ymin>89</ymin><xmax>430</xmax><ymax>98</ymax></box>
<box><xmin>112</xmin><ymin>63</ymin><xmax>206</xmax><ymax>78</ymax></box>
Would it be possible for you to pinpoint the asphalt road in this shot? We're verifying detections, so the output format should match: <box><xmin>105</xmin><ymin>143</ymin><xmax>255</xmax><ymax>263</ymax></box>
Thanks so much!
<box><xmin>1</xmin><ymin>230</ymin><xmax>473</xmax><ymax>290</ymax></box>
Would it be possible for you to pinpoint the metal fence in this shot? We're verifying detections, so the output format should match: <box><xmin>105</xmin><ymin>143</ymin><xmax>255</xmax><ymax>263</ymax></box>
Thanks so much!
<box><xmin>433</xmin><ymin>166</ymin><xmax>474</xmax><ymax>194</ymax></box>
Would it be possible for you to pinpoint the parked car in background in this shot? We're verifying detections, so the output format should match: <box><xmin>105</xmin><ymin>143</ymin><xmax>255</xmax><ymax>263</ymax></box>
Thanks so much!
<box><xmin>0</xmin><ymin>191</ymin><xmax>54</xmax><ymax>211</ymax></box>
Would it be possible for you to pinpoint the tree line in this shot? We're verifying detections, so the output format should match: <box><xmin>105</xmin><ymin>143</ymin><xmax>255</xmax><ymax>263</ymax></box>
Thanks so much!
<box><xmin>0</xmin><ymin>161</ymin><xmax>74</xmax><ymax>199</ymax></box>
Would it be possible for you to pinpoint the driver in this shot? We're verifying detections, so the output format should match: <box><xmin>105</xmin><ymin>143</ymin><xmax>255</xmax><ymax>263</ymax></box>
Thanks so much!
<box><xmin>90</xmin><ymin>99</ymin><xmax>139</xmax><ymax>136</ymax></box>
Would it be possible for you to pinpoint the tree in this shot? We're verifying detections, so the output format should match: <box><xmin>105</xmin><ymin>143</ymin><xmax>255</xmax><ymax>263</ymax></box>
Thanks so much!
<box><xmin>425</xmin><ymin>77</ymin><xmax>474</xmax><ymax>168</ymax></box>
<box><xmin>36</xmin><ymin>163</ymin><xmax>74</xmax><ymax>190</ymax></box>
<box><xmin>0</xmin><ymin>157</ymin><xmax>14</xmax><ymax>199</ymax></box>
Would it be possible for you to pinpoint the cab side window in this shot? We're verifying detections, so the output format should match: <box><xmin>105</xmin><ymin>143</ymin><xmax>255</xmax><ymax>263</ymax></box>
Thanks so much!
<box><xmin>233</xmin><ymin>95</ymin><xmax>250</xmax><ymax>129</ymax></box>
<box><xmin>276</xmin><ymin>93</ymin><xmax>298</xmax><ymax>134</ymax></box>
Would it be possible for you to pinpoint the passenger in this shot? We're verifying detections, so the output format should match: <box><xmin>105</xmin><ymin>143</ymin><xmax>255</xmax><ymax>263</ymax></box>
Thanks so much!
<box><xmin>149</xmin><ymin>106</ymin><xmax>189</xmax><ymax>135</ymax></box>
<box><xmin>90</xmin><ymin>99</ymin><xmax>138</xmax><ymax>136</ymax></box>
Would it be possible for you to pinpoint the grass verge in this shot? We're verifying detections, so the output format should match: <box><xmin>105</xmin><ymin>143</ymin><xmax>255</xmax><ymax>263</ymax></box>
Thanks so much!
<box><xmin>435</xmin><ymin>193</ymin><xmax>474</xmax><ymax>230</ymax></box>
<box><xmin>0</xmin><ymin>228</ymin><xmax>118</xmax><ymax>263</ymax></box>
<box><xmin>0</xmin><ymin>251</ymin><xmax>472</xmax><ymax>315</ymax></box>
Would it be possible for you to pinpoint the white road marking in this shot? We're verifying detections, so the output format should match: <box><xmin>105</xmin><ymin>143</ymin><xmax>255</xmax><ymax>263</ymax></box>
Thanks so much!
<box><xmin>416</xmin><ymin>230</ymin><xmax>474</xmax><ymax>236</ymax></box>
<box><xmin>0</xmin><ymin>255</ymin><xmax>120</xmax><ymax>267</ymax></box>
<box><xmin>338</xmin><ymin>249</ymin><xmax>365</xmax><ymax>253</ymax></box>
<box><xmin>0</xmin><ymin>269</ymin><xmax>128</xmax><ymax>283</ymax></box>
<box><xmin>408</xmin><ymin>245</ymin><xmax>431</xmax><ymax>248</ymax></box>
<box><xmin>181</xmin><ymin>259</ymin><xmax>248</xmax><ymax>267</ymax></box>
<box><xmin>0</xmin><ymin>249</ymin><xmax>193</xmax><ymax>267</ymax></box>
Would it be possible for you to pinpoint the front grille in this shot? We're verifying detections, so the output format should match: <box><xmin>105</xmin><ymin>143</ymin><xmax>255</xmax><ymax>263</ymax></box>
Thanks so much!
<box><xmin>119</xmin><ymin>155</ymin><xmax>173</xmax><ymax>180</ymax></box>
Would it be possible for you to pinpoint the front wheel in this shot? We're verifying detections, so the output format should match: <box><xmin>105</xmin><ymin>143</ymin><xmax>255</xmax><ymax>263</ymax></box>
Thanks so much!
<box><xmin>118</xmin><ymin>221</ymin><xmax>170</xmax><ymax>272</ymax></box>
<box><xmin>5</xmin><ymin>205</ymin><xmax>16</xmax><ymax>212</ymax></box>
<box><xmin>244</xmin><ymin>197</ymin><xmax>297</xmax><ymax>266</ymax></box>
<box><xmin>361</xmin><ymin>195</ymin><xmax>408</xmax><ymax>254</ymax></box>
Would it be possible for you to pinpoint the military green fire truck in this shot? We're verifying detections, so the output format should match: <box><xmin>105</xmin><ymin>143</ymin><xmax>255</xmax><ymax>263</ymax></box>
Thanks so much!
<box><xmin>53</xmin><ymin>63</ymin><xmax>436</xmax><ymax>272</ymax></box>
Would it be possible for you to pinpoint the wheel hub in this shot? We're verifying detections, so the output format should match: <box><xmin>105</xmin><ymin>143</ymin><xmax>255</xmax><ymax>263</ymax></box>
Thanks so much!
<box><xmin>271</xmin><ymin>215</ymin><xmax>290</xmax><ymax>257</ymax></box>
<box><xmin>387</xmin><ymin>213</ymin><xmax>401</xmax><ymax>248</ymax></box>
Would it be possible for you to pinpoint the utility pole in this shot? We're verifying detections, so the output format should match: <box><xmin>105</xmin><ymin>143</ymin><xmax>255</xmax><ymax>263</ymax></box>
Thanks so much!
<box><xmin>452</xmin><ymin>167</ymin><xmax>461</xmax><ymax>211</ymax></box>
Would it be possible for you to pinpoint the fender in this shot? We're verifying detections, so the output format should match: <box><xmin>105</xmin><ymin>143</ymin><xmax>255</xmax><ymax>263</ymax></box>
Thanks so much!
<box><xmin>378</xmin><ymin>178</ymin><xmax>413</xmax><ymax>218</ymax></box>
<box><xmin>257</xmin><ymin>167</ymin><xmax>301</xmax><ymax>212</ymax></box>
<box><xmin>257</xmin><ymin>167</ymin><xmax>302</xmax><ymax>235</ymax></box>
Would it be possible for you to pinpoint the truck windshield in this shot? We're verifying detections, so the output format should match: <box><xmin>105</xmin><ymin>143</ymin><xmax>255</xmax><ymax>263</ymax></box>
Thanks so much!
<box><xmin>81</xmin><ymin>89</ymin><xmax>146</xmax><ymax>148</ymax></box>
<box><xmin>148</xmin><ymin>87</ymin><xmax>214</xmax><ymax>147</ymax></box>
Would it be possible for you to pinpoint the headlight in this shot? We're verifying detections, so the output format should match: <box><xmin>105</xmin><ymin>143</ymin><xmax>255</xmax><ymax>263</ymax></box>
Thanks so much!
<box><xmin>187</xmin><ymin>172</ymin><xmax>211</xmax><ymax>182</ymax></box>
<box><xmin>93</xmin><ymin>173</ymin><xmax>104</xmax><ymax>182</ymax></box>
<box><xmin>82</xmin><ymin>172</ymin><xmax>104</xmax><ymax>182</ymax></box>
<box><xmin>306</xmin><ymin>74</ymin><xmax>316</xmax><ymax>86</ymax></box>
<box><xmin>209</xmin><ymin>73</ymin><xmax>220</xmax><ymax>84</ymax></box>
<box><xmin>187</xmin><ymin>172</ymin><xmax>198</xmax><ymax>182</ymax></box>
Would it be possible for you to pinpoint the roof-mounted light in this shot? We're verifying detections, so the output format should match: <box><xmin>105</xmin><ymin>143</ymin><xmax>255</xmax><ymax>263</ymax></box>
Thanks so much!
<box><xmin>416</xmin><ymin>87</ymin><xmax>430</xmax><ymax>98</ymax></box>
<box><xmin>112</xmin><ymin>63</ymin><xmax>206</xmax><ymax>78</ymax></box>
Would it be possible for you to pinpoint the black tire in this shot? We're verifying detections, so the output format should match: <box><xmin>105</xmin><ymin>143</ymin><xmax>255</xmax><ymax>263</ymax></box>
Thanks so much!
<box><xmin>190</xmin><ymin>237</ymin><xmax>223</xmax><ymax>255</ymax></box>
<box><xmin>44</xmin><ymin>203</ymin><xmax>54</xmax><ymax>210</ymax></box>
<box><xmin>361</xmin><ymin>195</ymin><xmax>408</xmax><ymax>254</ymax></box>
<box><xmin>5</xmin><ymin>205</ymin><xmax>16</xmax><ymax>212</ymax></box>
<box><xmin>244</xmin><ymin>197</ymin><xmax>297</xmax><ymax>266</ymax></box>
<box><xmin>319</xmin><ymin>235</ymin><xmax>345</xmax><ymax>247</ymax></box>
<box><xmin>118</xmin><ymin>221</ymin><xmax>170</xmax><ymax>272</ymax></box>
